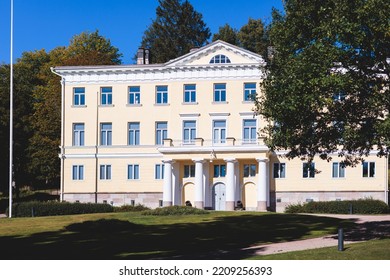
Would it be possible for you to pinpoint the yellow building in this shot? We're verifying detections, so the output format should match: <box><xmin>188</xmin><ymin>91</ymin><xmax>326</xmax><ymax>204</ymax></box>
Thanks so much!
<box><xmin>52</xmin><ymin>40</ymin><xmax>388</xmax><ymax>212</ymax></box>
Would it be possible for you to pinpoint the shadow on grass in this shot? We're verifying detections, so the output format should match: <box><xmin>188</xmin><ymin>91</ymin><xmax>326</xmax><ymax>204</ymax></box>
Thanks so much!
<box><xmin>0</xmin><ymin>213</ymin><xmax>353</xmax><ymax>260</ymax></box>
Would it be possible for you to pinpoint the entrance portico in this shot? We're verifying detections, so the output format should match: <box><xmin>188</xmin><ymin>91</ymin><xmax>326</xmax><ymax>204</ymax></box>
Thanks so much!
<box><xmin>160</xmin><ymin>154</ymin><xmax>270</xmax><ymax>211</ymax></box>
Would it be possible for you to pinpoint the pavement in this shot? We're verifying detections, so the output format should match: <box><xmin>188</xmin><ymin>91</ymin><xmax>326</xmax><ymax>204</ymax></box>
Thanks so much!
<box><xmin>244</xmin><ymin>214</ymin><xmax>390</xmax><ymax>256</ymax></box>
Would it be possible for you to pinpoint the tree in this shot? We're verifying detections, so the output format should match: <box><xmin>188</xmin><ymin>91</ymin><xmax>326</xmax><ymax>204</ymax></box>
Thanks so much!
<box><xmin>139</xmin><ymin>0</ymin><xmax>210</xmax><ymax>63</ymax></box>
<box><xmin>256</xmin><ymin>0</ymin><xmax>390</xmax><ymax>165</ymax></box>
<box><xmin>238</xmin><ymin>18</ymin><xmax>269</xmax><ymax>56</ymax></box>
<box><xmin>212</xmin><ymin>24</ymin><xmax>239</xmax><ymax>46</ymax></box>
<box><xmin>28</xmin><ymin>31</ymin><xmax>122</xmax><ymax>187</ymax></box>
<box><xmin>64</xmin><ymin>30</ymin><xmax>122</xmax><ymax>65</ymax></box>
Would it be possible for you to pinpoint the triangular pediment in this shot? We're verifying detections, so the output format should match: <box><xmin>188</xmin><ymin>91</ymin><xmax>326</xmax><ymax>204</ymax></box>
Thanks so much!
<box><xmin>164</xmin><ymin>40</ymin><xmax>265</xmax><ymax>67</ymax></box>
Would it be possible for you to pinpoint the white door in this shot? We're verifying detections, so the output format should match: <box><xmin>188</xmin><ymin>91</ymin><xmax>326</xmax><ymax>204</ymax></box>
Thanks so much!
<box><xmin>213</xmin><ymin>183</ymin><xmax>226</xmax><ymax>211</ymax></box>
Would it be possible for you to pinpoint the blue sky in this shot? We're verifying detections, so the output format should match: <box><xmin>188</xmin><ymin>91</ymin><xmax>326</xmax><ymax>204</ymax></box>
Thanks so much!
<box><xmin>0</xmin><ymin>0</ymin><xmax>283</xmax><ymax>64</ymax></box>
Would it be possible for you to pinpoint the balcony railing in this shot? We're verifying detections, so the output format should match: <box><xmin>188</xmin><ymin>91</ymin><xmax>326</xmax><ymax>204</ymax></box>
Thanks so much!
<box><xmin>163</xmin><ymin>137</ymin><xmax>264</xmax><ymax>147</ymax></box>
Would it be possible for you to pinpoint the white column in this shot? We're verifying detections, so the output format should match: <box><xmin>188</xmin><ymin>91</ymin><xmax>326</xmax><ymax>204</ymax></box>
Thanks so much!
<box><xmin>256</xmin><ymin>158</ymin><xmax>269</xmax><ymax>211</ymax></box>
<box><xmin>225</xmin><ymin>158</ymin><xmax>237</xmax><ymax>211</ymax></box>
<box><xmin>193</xmin><ymin>159</ymin><xmax>205</xmax><ymax>209</ymax></box>
<box><xmin>162</xmin><ymin>159</ymin><xmax>173</xmax><ymax>207</ymax></box>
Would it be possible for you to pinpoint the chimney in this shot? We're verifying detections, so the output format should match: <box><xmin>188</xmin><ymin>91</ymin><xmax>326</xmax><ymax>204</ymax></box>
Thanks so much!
<box><xmin>144</xmin><ymin>49</ymin><xmax>150</xmax><ymax>64</ymax></box>
<box><xmin>137</xmin><ymin>48</ymin><xmax>150</xmax><ymax>65</ymax></box>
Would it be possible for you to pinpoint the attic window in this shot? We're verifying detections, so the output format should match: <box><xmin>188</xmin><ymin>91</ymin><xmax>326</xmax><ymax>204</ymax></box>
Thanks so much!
<box><xmin>210</xmin><ymin>54</ymin><xmax>231</xmax><ymax>64</ymax></box>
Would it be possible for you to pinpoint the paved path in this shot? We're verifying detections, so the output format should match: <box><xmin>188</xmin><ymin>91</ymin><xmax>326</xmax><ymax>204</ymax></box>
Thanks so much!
<box><xmin>246</xmin><ymin>214</ymin><xmax>390</xmax><ymax>256</ymax></box>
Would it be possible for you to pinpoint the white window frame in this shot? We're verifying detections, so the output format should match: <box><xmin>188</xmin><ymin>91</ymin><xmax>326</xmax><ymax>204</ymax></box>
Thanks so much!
<box><xmin>156</xmin><ymin>85</ymin><xmax>168</xmax><ymax>104</ymax></box>
<box><xmin>212</xmin><ymin>120</ymin><xmax>226</xmax><ymax>144</ymax></box>
<box><xmin>184</xmin><ymin>164</ymin><xmax>195</xmax><ymax>178</ymax></box>
<box><xmin>183</xmin><ymin>120</ymin><xmax>196</xmax><ymax>145</ymax></box>
<box><xmin>100</xmin><ymin>164</ymin><xmax>112</xmax><ymax>180</ymax></box>
<box><xmin>73</xmin><ymin>87</ymin><xmax>85</xmax><ymax>106</ymax></box>
<box><xmin>273</xmin><ymin>162</ymin><xmax>286</xmax><ymax>178</ymax></box>
<box><xmin>128</xmin><ymin>164</ymin><xmax>140</xmax><ymax>180</ymax></box>
<box><xmin>362</xmin><ymin>161</ymin><xmax>375</xmax><ymax>178</ymax></box>
<box><xmin>303</xmin><ymin>162</ymin><xmax>315</xmax><ymax>178</ymax></box>
<box><xmin>100</xmin><ymin>123</ymin><xmax>112</xmax><ymax>146</ymax></box>
<box><xmin>184</xmin><ymin>84</ymin><xmax>196</xmax><ymax>103</ymax></box>
<box><xmin>242</xmin><ymin>119</ymin><xmax>257</xmax><ymax>144</ymax></box>
<box><xmin>213</xmin><ymin>83</ymin><xmax>226</xmax><ymax>102</ymax></box>
<box><xmin>101</xmin><ymin>87</ymin><xmax>113</xmax><ymax>105</ymax></box>
<box><xmin>332</xmin><ymin>162</ymin><xmax>346</xmax><ymax>178</ymax></box>
<box><xmin>155</xmin><ymin>164</ymin><xmax>164</xmax><ymax>180</ymax></box>
<box><xmin>73</xmin><ymin>123</ymin><xmax>85</xmax><ymax>146</ymax></box>
<box><xmin>128</xmin><ymin>86</ymin><xmax>141</xmax><ymax>105</ymax></box>
<box><xmin>128</xmin><ymin>122</ymin><xmax>140</xmax><ymax>146</ymax></box>
<box><xmin>72</xmin><ymin>165</ymin><xmax>84</xmax><ymax>180</ymax></box>
<box><xmin>155</xmin><ymin>122</ymin><xmax>168</xmax><ymax>145</ymax></box>
<box><xmin>243</xmin><ymin>83</ymin><xmax>256</xmax><ymax>102</ymax></box>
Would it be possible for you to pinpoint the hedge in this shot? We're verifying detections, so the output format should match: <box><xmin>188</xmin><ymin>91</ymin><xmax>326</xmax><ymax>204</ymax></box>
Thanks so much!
<box><xmin>142</xmin><ymin>205</ymin><xmax>210</xmax><ymax>216</ymax></box>
<box><xmin>7</xmin><ymin>201</ymin><xmax>114</xmax><ymax>217</ymax></box>
<box><xmin>114</xmin><ymin>204</ymin><xmax>150</xmax><ymax>212</ymax></box>
<box><xmin>285</xmin><ymin>199</ymin><xmax>389</xmax><ymax>214</ymax></box>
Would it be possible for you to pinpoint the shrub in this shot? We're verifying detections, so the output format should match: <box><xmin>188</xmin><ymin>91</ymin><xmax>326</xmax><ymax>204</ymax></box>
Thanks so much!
<box><xmin>6</xmin><ymin>201</ymin><xmax>114</xmax><ymax>217</ymax></box>
<box><xmin>114</xmin><ymin>204</ymin><xmax>150</xmax><ymax>212</ymax></box>
<box><xmin>285</xmin><ymin>199</ymin><xmax>389</xmax><ymax>214</ymax></box>
<box><xmin>142</xmin><ymin>205</ymin><xmax>210</xmax><ymax>216</ymax></box>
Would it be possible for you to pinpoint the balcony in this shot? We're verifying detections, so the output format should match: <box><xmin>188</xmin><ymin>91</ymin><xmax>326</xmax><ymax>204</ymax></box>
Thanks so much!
<box><xmin>159</xmin><ymin>137</ymin><xmax>268</xmax><ymax>154</ymax></box>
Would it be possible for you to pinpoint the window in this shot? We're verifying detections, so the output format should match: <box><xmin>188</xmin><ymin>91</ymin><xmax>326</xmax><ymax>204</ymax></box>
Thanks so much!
<box><xmin>183</xmin><ymin>120</ymin><xmax>196</xmax><ymax>144</ymax></box>
<box><xmin>303</xmin><ymin>162</ymin><xmax>315</xmax><ymax>178</ymax></box>
<box><xmin>214</xmin><ymin>165</ymin><xmax>226</xmax><ymax>177</ymax></box>
<box><xmin>101</xmin><ymin>87</ymin><xmax>112</xmax><ymax>105</ymax></box>
<box><xmin>243</xmin><ymin>119</ymin><xmax>257</xmax><ymax>143</ymax></box>
<box><xmin>156</xmin><ymin>122</ymin><xmax>168</xmax><ymax>145</ymax></box>
<box><xmin>273</xmin><ymin>163</ymin><xmax>286</xmax><ymax>178</ymax></box>
<box><xmin>156</xmin><ymin>86</ymin><xmax>168</xmax><ymax>104</ymax></box>
<box><xmin>244</xmin><ymin>83</ymin><xmax>256</xmax><ymax>101</ymax></box>
<box><xmin>129</xmin><ymin>86</ymin><xmax>140</xmax><ymax>104</ymax></box>
<box><xmin>128</xmin><ymin>164</ymin><xmax>139</xmax><ymax>180</ymax></box>
<box><xmin>73</xmin><ymin>123</ymin><xmax>85</xmax><ymax>146</ymax></box>
<box><xmin>210</xmin><ymin>54</ymin><xmax>231</xmax><ymax>64</ymax></box>
<box><xmin>332</xmin><ymin>162</ymin><xmax>345</xmax><ymax>178</ymax></box>
<box><xmin>100</xmin><ymin>164</ymin><xmax>111</xmax><ymax>180</ymax></box>
<box><xmin>184</xmin><ymin>84</ymin><xmax>196</xmax><ymax>103</ymax></box>
<box><xmin>100</xmin><ymin>123</ymin><xmax>112</xmax><ymax>146</ymax></box>
<box><xmin>243</xmin><ymin>164</ymin><xmax>256</xmax><ymax>177</ymax></box>
<box><xmin>184</xmin><ymin>165</ymin><xmax>195</xmax><ymax>178</ymax></box>
<box><xmin>213</xmin><ymin>120</ymin><xmax>226</xmax><ymax>144</ymax></box>
<box><xmin>72</xmin><ymin>165</ymin><xmax>84</xmax><ymax>180</ymax></box>
<box><xmin>362</xmin><ymin>162</ymin><xmax>375</xmax><ymax>177</ymax></box>
<box><xmin>155</xmin><ymin>164</ymin><xmax>164</xmax><ymax>179</ymax></box>
<box><xmin>73</xmin><ymin>87</ymin><xmax>85</xmax><ymax>106</ymax></box>
<box><xmin>214</xmin><ymin>84</ymin><xmax>226</xmax><ymax>102</ymax></box>
<box><xmin>128</xmin><ymin>122</ymin><xmax>140</xmax><ymax>145</ymax></box>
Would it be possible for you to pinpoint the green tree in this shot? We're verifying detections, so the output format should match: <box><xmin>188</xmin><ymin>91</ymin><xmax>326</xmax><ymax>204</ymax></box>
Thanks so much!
<box><xmin>238</xmin><ymin>18</ymin><xmax>269</xmax><ymax>56</ymax></box>
<box><xmin>256</xmin><ymin>0</ymin><xmax>390</xmax><ymax>165</ymax></box>
<box><xmin>139</xmin><ymin>0</ymin><xmax>210</xmax><ymax>63</ymax></box>
<box><xmin>0</xmin><ymin>50</ymin><xmax>50</xmax><ymax>193</ymax></box>
<box><xmin>28</xmin><ymin>31</ymin><xmax>122</xmax><ymax>187</ymax></box>
<box><xmin>212</xmin><ymin>24</ymin><xmax>239</xmax><ymax>46</ymax></box>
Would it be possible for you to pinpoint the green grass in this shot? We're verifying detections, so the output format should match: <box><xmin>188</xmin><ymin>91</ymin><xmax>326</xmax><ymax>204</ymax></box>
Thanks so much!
<box><xmin>0</xmin><ymin>211</ymin><xmax>353</xmax><ymax>260</ymax></box>
<box><xmin>248</xmin><ymin>238</ymin><xmax>390</xmax><ymax>260</ymax></box>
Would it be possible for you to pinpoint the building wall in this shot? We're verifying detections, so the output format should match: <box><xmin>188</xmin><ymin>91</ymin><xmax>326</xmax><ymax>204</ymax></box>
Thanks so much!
<box><xmin>57</xmin><ymin>41</ymin><xmax>388</xmax><ymax>212</ymax></box>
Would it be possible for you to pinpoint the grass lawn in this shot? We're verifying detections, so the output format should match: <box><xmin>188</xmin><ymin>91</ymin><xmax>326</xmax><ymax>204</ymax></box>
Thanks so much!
<box><xmin>0</xmin><ymin>211</ymin><xmax>353</xmax><ymax>260</ymax></box>
<box><xmin>249</xmin><ymin>238</ymin><xmax>390</xmax><ymax>260</ymax></box>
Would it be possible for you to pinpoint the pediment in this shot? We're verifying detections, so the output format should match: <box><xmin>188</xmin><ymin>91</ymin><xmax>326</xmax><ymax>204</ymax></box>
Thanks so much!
<box><xmin>164</xmin><ymin>40</ymin><xmax>265</xmax><ymax>67</ymax></box>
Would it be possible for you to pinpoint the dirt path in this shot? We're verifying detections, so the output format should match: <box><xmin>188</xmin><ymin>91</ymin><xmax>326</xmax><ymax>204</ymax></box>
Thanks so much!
<box><xmin>246</xmin><ymin>214</ymin><xmax>390</xmax><ymax>256</ymax></box>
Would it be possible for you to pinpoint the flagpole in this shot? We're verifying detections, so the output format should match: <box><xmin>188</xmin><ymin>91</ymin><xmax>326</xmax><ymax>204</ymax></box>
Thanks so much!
<box><xmin>9</xmin><ymin>0</ymin><xmax>14</xmax><ymax>218</ymax></box>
